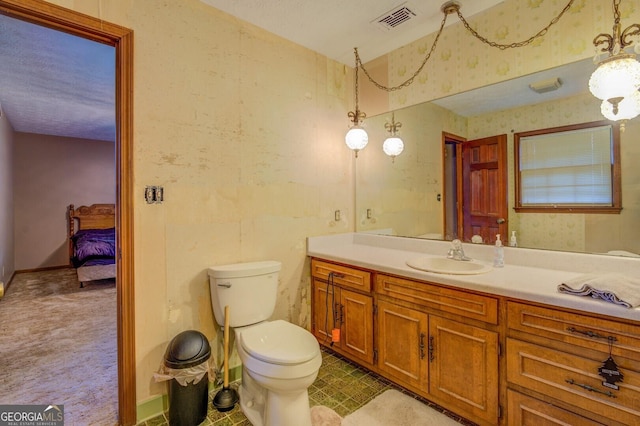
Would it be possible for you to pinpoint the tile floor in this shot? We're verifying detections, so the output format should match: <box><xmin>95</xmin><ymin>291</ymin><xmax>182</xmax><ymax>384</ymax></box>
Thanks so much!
<box><xmin>140</xmin><ymin>348</ymin><xmax>473</xmax><ymax>425</ymax></box>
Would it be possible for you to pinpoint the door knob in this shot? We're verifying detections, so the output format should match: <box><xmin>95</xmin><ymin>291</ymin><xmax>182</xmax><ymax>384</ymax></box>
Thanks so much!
<box><xmin>496</xmin><ymin>218</ymin><xmax>506</xmax><ymax>224</ymax></box>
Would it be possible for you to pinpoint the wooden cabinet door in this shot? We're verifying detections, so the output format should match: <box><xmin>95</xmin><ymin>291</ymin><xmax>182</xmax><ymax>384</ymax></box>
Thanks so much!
<box><xmin>311</xmin><ymin>278</ymin><xmax>340</xmax><ymax>346</ymax></box>
<box><xmin>377</xmin><ymin>300</ymin><xmax>428</xmax><ymax>390</ymax></box>
<box><xmin>429</xmin><ymin>315</ymin><xmax>499</xmax><ymax>424</ymax></box>
<box><xmin>340</xmin><ymin>288</ymin><xmax>374</xmax><ymax>365</ymax></box>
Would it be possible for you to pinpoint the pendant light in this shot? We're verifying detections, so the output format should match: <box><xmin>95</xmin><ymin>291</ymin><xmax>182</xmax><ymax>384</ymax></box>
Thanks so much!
<box><xmin>345</xmin><ymin>48</ymin><xmax>368</xmax><ymax>157</ymax></box>
<box><xmin>382</xmin><ymin>113</ymin><xmax>404</xmax><ymax>162</ymax></box>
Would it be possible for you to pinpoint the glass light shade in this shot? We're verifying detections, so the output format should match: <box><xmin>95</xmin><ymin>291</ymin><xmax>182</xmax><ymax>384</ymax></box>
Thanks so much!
<box><xmin>600</xmin><ymin>90</ymin><xmax>640</xmax><ymax>121</ymax></box>
<box><xmin>589</xmin><ymin>55</ymin><xmax>640</xmax><ymax>101</ymax></box>
<box><xmin>383</xmin><ymin>137</ymin><xmax>404</xmax><ymax>157</ymax></box>
<box><xmin>345</xmin><ymin>126</ymin><xmax>368</xmax><ymax>152</ymax></box>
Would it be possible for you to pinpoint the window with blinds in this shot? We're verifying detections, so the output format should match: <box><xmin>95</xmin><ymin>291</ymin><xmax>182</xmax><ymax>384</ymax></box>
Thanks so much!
<box><xmin>514</xmin><ymin>121</ymin><xmax>621</xmax><ymax>213</ymax></box>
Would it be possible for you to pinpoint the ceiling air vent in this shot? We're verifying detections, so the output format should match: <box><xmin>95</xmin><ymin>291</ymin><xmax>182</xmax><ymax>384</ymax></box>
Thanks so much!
<box><xmin>374</xmin><ymin>3</ymin><xmax>417</xmax><ymax>31</ymax></box>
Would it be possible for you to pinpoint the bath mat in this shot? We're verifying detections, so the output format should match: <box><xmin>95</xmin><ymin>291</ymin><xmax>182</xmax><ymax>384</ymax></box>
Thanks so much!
<box><xmin>311</xmin><ymin>405</ymin><xmax>342</xmax><ymax>426</ymax></box>
<box><xmin>342</xmin><ymin>389</ymin><xmax>461</xmax><ymax>425</ymax></box>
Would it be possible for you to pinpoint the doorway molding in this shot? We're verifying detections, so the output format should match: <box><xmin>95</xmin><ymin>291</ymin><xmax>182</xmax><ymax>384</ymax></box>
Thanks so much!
<box><xmin>0</xmin><ymin>1</ymin><xmax>136</xmax><ymax>424</ymax></box>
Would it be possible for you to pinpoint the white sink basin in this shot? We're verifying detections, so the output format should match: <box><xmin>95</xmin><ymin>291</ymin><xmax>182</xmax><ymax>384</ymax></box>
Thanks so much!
<box><xmin>406</xmin><ymin>257</ymin><xmax>493</xmax><ymax>275</ymax></box>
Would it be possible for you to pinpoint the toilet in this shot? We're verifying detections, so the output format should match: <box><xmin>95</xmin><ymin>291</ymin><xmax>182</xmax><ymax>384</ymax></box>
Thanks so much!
<box><xmin>208</xmin><ymin>261</ymin><xmax>322</xmax><ymax>426</ymax></box>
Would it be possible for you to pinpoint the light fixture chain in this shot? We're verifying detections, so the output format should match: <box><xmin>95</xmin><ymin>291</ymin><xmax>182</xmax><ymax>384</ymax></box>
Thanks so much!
<box><xmin>355</xmin><ymin>9</ymin><xmax>451</xmax><ymax>92</ymax></box>
<box><xmin>455</xmin><ymin>0</ymin><xmax>574</xmax><ymax>50</ymax></box>
<box><xmin>355</xmin><ymin>0</ymin><xmax>574</xmax><ymax>93</ymax></box>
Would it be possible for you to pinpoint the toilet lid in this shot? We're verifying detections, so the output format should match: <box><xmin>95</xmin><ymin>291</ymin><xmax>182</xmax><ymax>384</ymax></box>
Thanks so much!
<box><xmin>239</xmin><ymin>320</ymin><xmax>319</xmax><ymax>365</ymax></box>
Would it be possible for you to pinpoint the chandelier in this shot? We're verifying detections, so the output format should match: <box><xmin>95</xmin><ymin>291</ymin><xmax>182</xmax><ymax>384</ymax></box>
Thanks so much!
<box><xmin>588</xmin><ymin>0</ymin><xmax>640</xmax><ymax>124</ymax></box>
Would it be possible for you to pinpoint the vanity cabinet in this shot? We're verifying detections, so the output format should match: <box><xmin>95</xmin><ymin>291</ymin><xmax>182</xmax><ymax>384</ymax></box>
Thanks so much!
<box><xmin>310</xmin><ymin>259</ymin><xmax>374</xmax><ymax>366</ymax></box>
<box><xmin>376</xmin><ymin>274</ymin><xmax>500</xmax><ymax>425</ymax></box>
<box><xmin>506</xmin><ymin>301</ymin><xmax>640</xmax><ymax>425</ymax></box>
<box><xmin>308</xmin><ymin>253</ymin><xmax>640</xmax><ymax>426</ymax></box>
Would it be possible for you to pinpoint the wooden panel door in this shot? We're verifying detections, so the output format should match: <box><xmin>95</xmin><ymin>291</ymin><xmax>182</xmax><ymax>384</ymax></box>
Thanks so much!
<box><xmin>429</xmin><ymin>315</ymin><xmax>499</xmax><ymax>424</ymax></box>
<box><xmin>311</xmin><ymin>278</ymin><xmax>340</xmax><ymax>347</ymax></box>
<box><xmin>340</xmin><ymin>289</ymin><xmax>374</xmax><ymax>365</ymax></box>
<box><xmin>462</xmin><ymin>134</ymin><xmax>508</xmax><ymax>244</ymax></box>
<box><xmin>377</xmin><ymin>300</ymin><xmax>428</xmax><ymax>390</ymax></box>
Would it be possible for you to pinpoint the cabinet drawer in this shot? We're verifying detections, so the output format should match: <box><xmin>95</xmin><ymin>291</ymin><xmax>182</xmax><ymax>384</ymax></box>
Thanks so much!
<box><xmin>507</xmin><ymin>302</ymin><xmax>640</xmax><ymax>363</ymax></box>
<box><xmin>311</xmin><ymin>259</ymin><xmax>371</xmax><ymax>292</ymax></box>
<box><xmin>507</xmin><ymin>390</ymin><xmax>604</xmax><ymax>425</ymax></box>
<box><xmin>375</xmin><ymin>274</ymin><xmax>498</xmax><ymax>324</ymax></box>
<box><xmin>507</xmin><ymin>338</ymin><xmax>640</xmax><ymax>425</ymax></box>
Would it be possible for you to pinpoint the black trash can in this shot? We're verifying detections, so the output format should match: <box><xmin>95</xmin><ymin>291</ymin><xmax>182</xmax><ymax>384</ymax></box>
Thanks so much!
<box><xmin>164</xmin><ymin>330</ymin><xmax>211</xmax><ymax>426</ymax></box>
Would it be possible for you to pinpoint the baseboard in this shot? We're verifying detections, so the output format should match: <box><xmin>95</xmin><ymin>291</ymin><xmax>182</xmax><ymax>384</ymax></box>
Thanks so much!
<box><xmin>136</xmin><ymin>394</ymin><xmax>167</xmax><ymax>423</ymax></box>
<box><xmin>136</xmin><ymin>365</ymin><xmax>242</xmax><ymax>423</ymax></box>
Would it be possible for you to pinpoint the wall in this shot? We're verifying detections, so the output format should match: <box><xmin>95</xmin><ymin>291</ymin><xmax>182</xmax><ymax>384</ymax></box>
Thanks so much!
<box><xmin>38</xmin><ymin>0</ymin><xmax>354</xmax><ymax>412</ymax></box>
<box><xmin>13</xmin><ymin>133</ymin><xmax>115</xmax><ymax>270</ymax></box>
<box><xmin>0</xmin><ymin>105</ymin><xmax>14</xmax><ymax>290</ymax></box>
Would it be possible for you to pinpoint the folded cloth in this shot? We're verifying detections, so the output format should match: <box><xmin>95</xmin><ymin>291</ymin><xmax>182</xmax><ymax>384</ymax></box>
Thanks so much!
<box><xmin>558</xmin><ymin>273</ymin><xmax>640</xmax><ymax>309</ymax></box>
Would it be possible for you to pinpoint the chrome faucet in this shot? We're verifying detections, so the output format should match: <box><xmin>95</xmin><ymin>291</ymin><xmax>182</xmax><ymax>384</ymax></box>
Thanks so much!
<box><xmin>447</xmin><ymin>239</ymin><xmax>471</xmax><ymax>261</ymax></box>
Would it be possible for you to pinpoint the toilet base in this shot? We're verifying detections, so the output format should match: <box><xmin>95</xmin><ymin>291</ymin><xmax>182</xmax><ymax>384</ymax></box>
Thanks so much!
<box><xmin>238</xmin><ymin>368</ymin><xmax>314</xmax><ymax>426</ymax></box>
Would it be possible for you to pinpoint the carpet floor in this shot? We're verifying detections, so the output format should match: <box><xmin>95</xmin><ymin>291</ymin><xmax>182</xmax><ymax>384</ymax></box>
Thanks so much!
<box><xmin>0</xmin><ymin>268</ymin><xmax>118</xmax><ymax>425</ymax></box>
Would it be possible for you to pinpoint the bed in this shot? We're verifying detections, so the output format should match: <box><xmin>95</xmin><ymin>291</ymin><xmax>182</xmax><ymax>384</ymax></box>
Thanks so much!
<box><xmin>68</xmin><ymin>204</ymin><xmax>116</xmax><ymax>287</ymax></box>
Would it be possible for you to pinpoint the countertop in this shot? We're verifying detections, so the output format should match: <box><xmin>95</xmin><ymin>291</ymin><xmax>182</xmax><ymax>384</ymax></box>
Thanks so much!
<box><xmin>307</xmin><ymin>233</ymin><xmax>640</xmax><ymax>322</ymax></box>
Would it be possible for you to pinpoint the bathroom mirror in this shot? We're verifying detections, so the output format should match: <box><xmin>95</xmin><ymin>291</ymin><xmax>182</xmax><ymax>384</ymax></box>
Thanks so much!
<box><xmin>355</xmin><ymin>59</ymin><xmax>640</xmax><ymax>257</ymax></box>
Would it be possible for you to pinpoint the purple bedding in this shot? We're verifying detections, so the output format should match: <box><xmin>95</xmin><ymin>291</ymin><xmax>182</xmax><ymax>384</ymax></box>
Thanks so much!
<box><xmin>71</xmin><ymin>228</ymin><xmax>116</xmax><ymax>268</ymax></box>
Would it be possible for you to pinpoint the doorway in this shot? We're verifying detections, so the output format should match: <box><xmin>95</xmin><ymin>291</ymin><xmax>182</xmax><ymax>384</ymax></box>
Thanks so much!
<box><xmin>442</xmin><ymin>132</ymin><xmax>465</xmax><ymax>240</ymax></box>
<box><xmin>0</xmin><ymin>0</ymin><xmax>136</xmax><ymax>424</ymax></box>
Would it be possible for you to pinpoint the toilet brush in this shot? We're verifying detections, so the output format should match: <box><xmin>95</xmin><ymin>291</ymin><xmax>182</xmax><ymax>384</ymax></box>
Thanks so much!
<box><xmin>213</xmin><ymin>305</ymin><xmax>239</xmax><ymax>412</ymax></box>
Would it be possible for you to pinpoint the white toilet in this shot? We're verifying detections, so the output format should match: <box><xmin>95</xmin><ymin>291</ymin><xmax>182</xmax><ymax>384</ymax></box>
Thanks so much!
<box><xmin>208</xmin><ymin>261</ymin><xmax>322</xmax><ymax>426</ymax></box>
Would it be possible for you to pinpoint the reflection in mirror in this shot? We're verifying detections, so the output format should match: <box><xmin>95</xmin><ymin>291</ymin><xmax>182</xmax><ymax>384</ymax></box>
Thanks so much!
<box><xmin>356</xmin><ymin>60</ymin><xmax>640</xmax><ymax>257</ymax></box>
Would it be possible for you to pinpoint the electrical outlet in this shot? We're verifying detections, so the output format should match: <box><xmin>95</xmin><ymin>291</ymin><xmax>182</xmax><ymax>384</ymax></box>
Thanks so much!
<box><xmin>334</xmin><ymin>210</ymin><xmax>341</xmax><ymax>221</ymax></box>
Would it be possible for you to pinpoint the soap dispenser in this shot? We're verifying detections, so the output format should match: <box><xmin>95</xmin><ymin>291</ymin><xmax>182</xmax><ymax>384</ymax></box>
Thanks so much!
<box><xmin>494</xmin><ymin>234</ymin><xmax>504</xmax><ymax>268</ymax></box>
<box><xmin>509</xmin><ymin>231</ymin><xmax>518</xmax><ymax>247</ymax></box>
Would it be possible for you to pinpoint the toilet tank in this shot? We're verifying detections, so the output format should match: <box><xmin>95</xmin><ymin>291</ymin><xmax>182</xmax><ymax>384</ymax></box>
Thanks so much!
<box><xmin>208</xmin><ymin>261</ymin><xmax>281</xmax><ymax>327</ymax></box>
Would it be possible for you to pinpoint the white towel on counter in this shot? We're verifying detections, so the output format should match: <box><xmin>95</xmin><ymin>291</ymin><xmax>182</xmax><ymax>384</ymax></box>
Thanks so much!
<box><xmin>558</xmin><ymin>273</ymin><xmax>640</xmax><ymax>309</ymax></box>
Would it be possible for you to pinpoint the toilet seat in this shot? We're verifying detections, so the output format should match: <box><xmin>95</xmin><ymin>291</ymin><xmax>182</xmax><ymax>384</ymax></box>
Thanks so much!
<box><xmin>238</xmin><ymin>320</ymin><xmax>319</xmax><ymax>365</ymax></box>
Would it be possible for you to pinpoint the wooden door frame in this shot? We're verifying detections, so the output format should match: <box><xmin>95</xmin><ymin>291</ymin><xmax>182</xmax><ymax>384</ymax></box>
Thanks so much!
<box><xmin>441</xmin><ymin>132</ymin><xmax>466</xmax><ymax>240</ymax></box>
<box><xmin>0</xmin><ymin>1</ymin><xmax>136</xmax><ymax>424</ymax></box>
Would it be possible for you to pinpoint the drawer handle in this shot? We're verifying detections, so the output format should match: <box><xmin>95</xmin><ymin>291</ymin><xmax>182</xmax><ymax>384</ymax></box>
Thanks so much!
<box><xmin>566</xmin><ymin>327</ymin><xmax>618</xmax><ymax>342</ymax></box>
<box><xmin>428</xmin><ymin>336</ymin><xmax>435</xmax><ymax>362</ymax></box>
<box><xmin>328</xmin><ymin>272</ymin><xmax>345</xmax><ymax>279</ymax></box>
<box><xmin>419</xmin><ymin>333</ymin><xmax>426</xmax><ymax>360</ymax></box>
<box><xmin>565</xmin><ymin>379</ymin><xmax>616</xmax><ymax>398</ymax></box>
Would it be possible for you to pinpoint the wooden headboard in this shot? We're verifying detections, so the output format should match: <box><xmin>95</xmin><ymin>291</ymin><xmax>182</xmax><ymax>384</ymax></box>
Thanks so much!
<box><xmin>68</xmin><ymin>204</ymin><xmax>116</xmax><ymax>261</ymax></box>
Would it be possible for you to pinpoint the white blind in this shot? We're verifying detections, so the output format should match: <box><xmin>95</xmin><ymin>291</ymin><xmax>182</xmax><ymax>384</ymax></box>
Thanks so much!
<box><xmin>519</xmin><ymin>126</ymin><xmax>613</xmax><ymax>206</ymax></box>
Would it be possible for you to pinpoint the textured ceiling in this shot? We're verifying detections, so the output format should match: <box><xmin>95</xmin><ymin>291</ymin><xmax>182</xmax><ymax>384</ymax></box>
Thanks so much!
<box><xmin>0</xmin><ymin>14</ymin><xmax>115</xmax><ymax>142</ymax></box>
